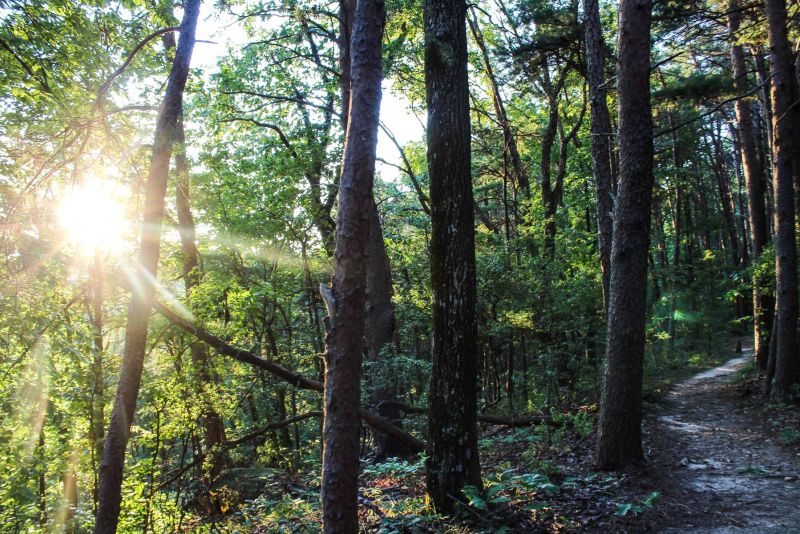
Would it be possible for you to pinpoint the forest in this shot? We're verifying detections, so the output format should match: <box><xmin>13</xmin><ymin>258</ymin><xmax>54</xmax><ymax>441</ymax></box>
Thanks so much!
<box><xmin>1</xmin><ymin>0</ymin><xmax>800</xmax><ymax>531</ymax></box>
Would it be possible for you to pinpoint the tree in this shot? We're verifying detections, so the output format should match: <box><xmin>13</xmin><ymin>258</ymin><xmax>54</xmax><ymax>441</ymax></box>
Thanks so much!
<box><xmin>94</xmin><ymin>2</ymin><xmax>200</xmax><ymax>531</ymax></box>
<box><xmin>175</xmin><ymin>116</ymin><xmax>228</xmax><ymax>471</ymax></box>
<box><xmin>583</xmin><ymin>0</ymin><xmax>615</xmax><ymax>312</ymax></box>
<box><xmin>424</xmin><ymin>0</ymin><xmax>483</xmax><ymax>513</ymax></box>
<box><xmin>320</xmin><ymin>0</ymin><xmax>385</xmax><ymax>530</ymax></box>
<box><xmin>338</xmin><ymin>0</ymin><xmax>407</xmax><ymax>459</ymax></box>
<box><xmin>728</xmin><ymin>0</ymin><xmax>775</xmax><ymax>364</ymax></box>
<box><xmin>764</xmin><ymin>0</ymin><xmax>800</xmax><ymax>401</ymax></box>
<box><xmin>596</xmin><ymin>0</ymin><xmax>653</xmax><ymax>470</ymax></box>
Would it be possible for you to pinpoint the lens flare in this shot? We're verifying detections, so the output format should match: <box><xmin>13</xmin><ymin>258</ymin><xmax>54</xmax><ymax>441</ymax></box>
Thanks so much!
<box><xmin>58</xmin><ymin>177</ymin><xmax>128</xmax><ymax>255</ymax></box>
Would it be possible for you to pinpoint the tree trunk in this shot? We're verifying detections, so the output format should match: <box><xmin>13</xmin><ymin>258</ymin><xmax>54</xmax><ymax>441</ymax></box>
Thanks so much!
<box><xmin>175</xmin><ymin>117</ymin><xmax>227</xmax><ymax>473</ymax></box>
<box><xmin>729</xmin><ymin>3</ymin><xmax>772</xmax><ymax>370</ymax></box>
<box><xmin>541</xmin><ymin>68</ymin><xmax>561</xmax><ymax>257</ymax></box>
<box><xmin>89</xmin><ymin>250</ymin><xmax>104</xmax><ymax>511</ymax></box>
<box><xmin>338</xmin><ymin>0</ymin><xmax>405</xmax><ymax>460</ymax></box>
<box><xmin>764</xmin><ymin>0</ymin><xmax>800</xmax><ymax>401</ymax></box>
<box><xmin>583</xmin><ymin>0</ymin><xmax>615</xmax><ymax>313</ymax></box>
<box><xmin>596</xmin><ymin>0</ymin><xmax>653</xmax><ymax>471</ymax></box>
<box><xmin>38</xmin><ymin>427</ymin><xmax>46</xmax><ymax>528</ymax></box>
<box><xmin>468</xmin><ymin>11</ymin><xmax>529</xmax><ymax>196</ymax></box>
<box><xmin>94</xmin><ymin>3</ymin><xmax>200</xmax><ymax>532</ymax></box>
<box><xmin>707</xmin><ymin>128</ymin><xmax>741</xmax><ymax>268</ymax></box>
<box><xmin>363</xmin><ymin>203</ymin><xmax>409</xmax><ymax>458</ymax></box>
<box><xmin>424</xmin><ymin>0</ymin><xmax>483</xmax><ymax>513</ymax></box>
<box><xmin>320</xmin><ymin>0</ymin><xmax>385</xmax><ymax>530</ymax></box>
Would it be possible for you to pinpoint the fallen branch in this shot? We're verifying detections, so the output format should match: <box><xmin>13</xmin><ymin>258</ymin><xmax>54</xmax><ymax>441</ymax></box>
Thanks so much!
<box><xmin>151</xmin><ymin>299</ymin><xmax>426</xmax><ymax>453</ymax></box>
<box><xmin>152</xmin><ymin>411</ymin><xmax>323</xmax><ymax>495</ymax></box>
<box><xmin>153</xmin><ymin>300</ymin><xmax>542</xmax><ymax>452</ymax></box>
<box><xmin>152</xmin><ymin>299</ymin><xmax>324</xmax><ymax>391</ymax></box>
<box><xmin>379</xmin><ymin>401</ymin><xmax>557</xmax><ymax>427</ymax></box>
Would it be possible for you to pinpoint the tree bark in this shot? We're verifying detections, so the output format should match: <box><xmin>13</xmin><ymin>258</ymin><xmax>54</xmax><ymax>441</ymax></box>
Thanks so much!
<box><xmin>583</xmin><ymin>0</ymin><xmax>615</xmax><ymax>313</ymax></box>
<box><xmin>320</xmin><ymin>0</ymin><xmax>385</xmax><ymax>530</ymax></box>
<box><xmin>764</xmin><ymin>0</ymin><xmax>800</xmax><ymax>401</ymax></box>
<box><xmin>596</xmin><ymin>0</ymin><xmax>653</xmax><ymax>471</ymax></box>
<box><xmin>94</xmin><ymin>3</ymin><xmax>200</xmax><ymax>532</ymax></box>
<box><xmin>541</xmin><ymin>66</ymin><xmax>562</xmax><ymax>257</ymax></box>
<box><xmin>338</xmin><ymin>0</ymin><xmax>406</xmax><ymax>460</ymax></box>
<box><xmin>175</xmin><ymin>117</ymin><xmax>227</xmax><ymax>473</ymax></box>
<box><xmin>89</xmin><ymin>251</ymin><xmax>104</xmax><ymax>511</ymax></box>
<box><xmin>424</xmin><ymin>0</ymin><xmax>483</xmax><ymax>513</ymax></box>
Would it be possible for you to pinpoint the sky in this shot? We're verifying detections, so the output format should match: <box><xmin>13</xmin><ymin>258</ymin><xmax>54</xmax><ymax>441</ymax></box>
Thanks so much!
<box><xmin>192</xmin><ymin>8</ymin><xmax>425</xmax><ymax>181</ymax></box>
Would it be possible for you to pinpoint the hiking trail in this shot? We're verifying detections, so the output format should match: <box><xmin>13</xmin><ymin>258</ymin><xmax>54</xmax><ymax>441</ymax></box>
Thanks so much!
<box><xmin>640</xmin><ymin>344</ymin><xmax>800</xmax><ymax>533</ymax></box>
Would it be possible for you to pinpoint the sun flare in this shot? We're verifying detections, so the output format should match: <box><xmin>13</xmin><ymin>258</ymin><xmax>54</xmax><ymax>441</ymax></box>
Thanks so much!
<box><xmin>58</xmin><ymin>177</ymin><xmax>128</xmax><ymax>255</ymax></box>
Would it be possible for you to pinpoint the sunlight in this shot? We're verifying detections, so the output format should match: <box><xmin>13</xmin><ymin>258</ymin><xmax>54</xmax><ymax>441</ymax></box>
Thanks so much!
<box><xmin>58</xmin><ymin>176</ymin><xmax>128</xmax><ymax>256</ymax></box>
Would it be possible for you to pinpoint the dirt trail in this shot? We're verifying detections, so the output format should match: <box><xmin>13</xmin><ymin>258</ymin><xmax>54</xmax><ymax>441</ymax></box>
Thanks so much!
<box><xmin>642</xmin><ymin>346</ymin><xmax>800</xmax><ymax>533</ymax></box>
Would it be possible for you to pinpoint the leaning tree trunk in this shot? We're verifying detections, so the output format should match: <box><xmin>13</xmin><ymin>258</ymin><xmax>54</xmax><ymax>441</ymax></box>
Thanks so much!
<box><xmin>424</xmin><ymin>0</ymin><xmax>483</xmax><ymax>513</ymax></box>
<box><xmin>363</xmin><ymin>205</ymin><xmax>409</xmax><ymax>458</ymax></box>
<box><xmin>175</xmin><ymin>117</ymin><xmax>227</xmax><ymax>472</ymax></box>
<box><xmin>583</xmin><ymin>0</ymin><xmax>615</xmax><ymax>313</ymax></box>
<box><xmin>596</xmin><ymin>0</ymin><xmax>653</xmax><ymax>471</ymax></box>
<box><xmin>764</xmin><ymin>0</ymin><xmax>800</xmax><ymax>401</ymax></box>
<box><xmin>94</xmin><ymin>3</ymin><xmax>200</xmax><ymax>532</ymax></box>
<box><xmin>320</xmin><ymin>0</ymin><xmax>385</xmax><ymax>531</ymax></box>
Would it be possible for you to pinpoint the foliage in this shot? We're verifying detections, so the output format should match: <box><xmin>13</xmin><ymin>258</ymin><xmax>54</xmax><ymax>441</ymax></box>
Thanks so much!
<box><xmin>614</xmin><ymin>491</ymin><xmax>661</xmax><ymax>517</ymax></box>
<box><xmin>0</xmin><ymin>0</ymin><xmax>779</xmax><ymax>530</ymax></box>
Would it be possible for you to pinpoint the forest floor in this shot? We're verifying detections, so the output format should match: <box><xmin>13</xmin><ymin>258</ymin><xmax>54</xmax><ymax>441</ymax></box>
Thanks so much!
<box><xmin>441</xmin><ymin>339</ymin><xmax>800</xmax><ymax>533</ymax></box>
<box><xmin>223</xmin><ymin>340</ymin><xmax>800</xmax><ymax>533</ymax></box>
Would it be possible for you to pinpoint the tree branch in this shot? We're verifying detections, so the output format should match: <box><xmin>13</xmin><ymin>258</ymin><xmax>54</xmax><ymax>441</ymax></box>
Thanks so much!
<box><xmin>96</xmin><ymin>27</ymin><xmax>181</xmax><ymax>103</ymax></box>
<box><xmin>654</xmin><ymin>76</ymin><xmax>773</xmax><ymax>138</ymax></box>
<box><xmin>152</xmin><ymin>411</ymin><xmax>323</xmax><ymax>494</ymax></box>
<box><xmin>151</xmin><ymin>299</ymin><xmax>426</xmax><ymax>453</ymax></box>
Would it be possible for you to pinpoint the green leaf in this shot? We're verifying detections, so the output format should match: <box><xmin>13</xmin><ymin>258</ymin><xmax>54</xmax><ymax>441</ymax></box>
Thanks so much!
<box><xmin>615</xmin><ymin>503</ymin><xmax>634</xmax><ymax>517</ymax></box>
<box><xmin>461</xmin><ymin>485</ymin><xmax>487</xmax><ymax>510</ymax></box>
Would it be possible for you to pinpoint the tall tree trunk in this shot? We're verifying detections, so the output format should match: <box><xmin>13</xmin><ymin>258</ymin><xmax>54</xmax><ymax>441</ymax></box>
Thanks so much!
<box><xmin>338</xmin><ymin>0</ymin><xmax>405</xmax><ymax>460</ymax></box>
<box><xmin>424</xmin><ymin>0</ymin><xmax>483</xmax><ymax>513</ymax></box>
<box><xmin>89</xmin><ymin>250</ymin><xmax>104</xmax><ymax>511</ymax></box>
<box><xmin>320</xmin><ymin>0</ymin><xmax>385</xmax><ymax>530</ymax></box>
<box><xmin>59</xmin><ymin>450</ymin><xmax>78</xmax><ymax>528</ymax></box>
<box><xmin>667</xmin><ymin>171</ymin><xmax>682</xmax><ymax>353</ymax></box>
<box><xmin>94</xmin><ymin>4</ymin><xmax>200</xmax><ymax>532</ymax></box>
<box><xmin>707</xmin><ymin>128</ymin><xmax>741</xmax><ymax>268</ymax></box>
<box><xmin>363</xmin><ymin>205</ymin><xmax>408</xmax><ymax>458</ymax></box>
<box><xmin>596</xmin><ymin>0</ymin><xmax>653</xmax><ymax>471</ymax></box>
<box><xmin>38</xmin><ymin>427</ymin><xmax>46</xmax><ymax>528</ymax></box>
<box><xmin>729</xmin><ymin>4</ymin><xmax>772</xmax><ymax>369</ymax></box>
<box><xmin>764</xmin><ymin>0</ymin><xmax>800</xmax><ymax>401</ymax></box>
<box><xmin>468</xmin><ymin>11</ymin><xmax>529</xmax><ymax>195</ymax></box>
<box><xmin>583</xmin><ymin>0</ymin><xmax>615</xmax><ymax>313</ymax></box>
<box><xmin>541</xmin><ymin>69</ymin><xmax>560</xmax><ymax>257</ymax></box>
<box><xmin>175</xmin><ymin>117</ymin><xmax>227</xmax><ymax>472</ymax></box>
